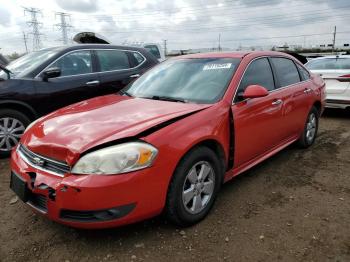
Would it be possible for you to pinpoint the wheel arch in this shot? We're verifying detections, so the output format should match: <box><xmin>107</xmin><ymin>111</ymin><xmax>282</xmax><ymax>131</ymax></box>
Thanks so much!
<box><xmin>312</xmin><ymin>100</ymin><xmax>322</xmax><ymax>116</ymax></box>
<box><xmin>176</xmin><ymin>138</ymin><xmax>227</xmax><ymax>184</ymax></box>
<box><xmin>0</xmin><ymin>100</ymin><xmax>38</xmax><ymax>121</ymax></box>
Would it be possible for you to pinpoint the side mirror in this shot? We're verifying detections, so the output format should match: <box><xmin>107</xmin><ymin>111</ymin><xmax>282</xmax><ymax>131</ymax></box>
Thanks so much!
<box><xmin>42</xmin><ymin>67</ymin><xmax>61</xmax><ymax>82</ymax></box>
<box><xmin>243</xmin><ymin>85</ymin><xmax>269</xmax><ymax>99</ymax></box>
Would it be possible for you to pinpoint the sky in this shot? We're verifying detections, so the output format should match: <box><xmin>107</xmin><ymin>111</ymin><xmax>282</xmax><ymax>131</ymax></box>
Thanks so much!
<box><xmin>0</xmin><ymin>0</ymin><xmax>350</xmax><ymax>55</ymax></box>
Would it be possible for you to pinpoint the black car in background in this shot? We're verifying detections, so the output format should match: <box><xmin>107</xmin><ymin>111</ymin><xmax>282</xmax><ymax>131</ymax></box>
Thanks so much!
<box><xmin>0</xmin><ymin>44</ymin><xmax>159</xmax><ymax>156</ymax></box>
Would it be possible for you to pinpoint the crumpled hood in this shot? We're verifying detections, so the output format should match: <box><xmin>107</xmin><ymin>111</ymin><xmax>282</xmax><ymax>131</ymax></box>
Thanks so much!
<box><xmin>21</xmin><ymin>95</ymin><xmax>210</xmax><ymax>165</ymax></box>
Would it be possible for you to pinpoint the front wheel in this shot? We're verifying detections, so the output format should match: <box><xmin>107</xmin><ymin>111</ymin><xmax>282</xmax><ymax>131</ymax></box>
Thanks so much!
<box><xmin>165</xmin><ymin>146</ymin><xmax>222</xmax><ymax>227</ymax></box>
<box><xmin>298</xmin><ymin>106</ymin><xmax>319</xmax><ymax>148</ymax></box>
<box><xmin>0</xmin><ymin>109</ymin><xmax>30</xmax><ymax>158</ymax></box>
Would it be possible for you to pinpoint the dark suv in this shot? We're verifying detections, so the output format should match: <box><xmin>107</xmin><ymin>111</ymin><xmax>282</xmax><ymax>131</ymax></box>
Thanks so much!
<box><xmin>0</xmin><ymin>44</ymin><xmax>158</xmax><ymax>156</ymax></box>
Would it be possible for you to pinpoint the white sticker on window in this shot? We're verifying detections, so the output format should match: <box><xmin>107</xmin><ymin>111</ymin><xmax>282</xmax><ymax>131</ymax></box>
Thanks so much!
<box><xmin>203</xmin><ymin>63</ymin><xmax>232</xmax><ymax>70</ymax></box>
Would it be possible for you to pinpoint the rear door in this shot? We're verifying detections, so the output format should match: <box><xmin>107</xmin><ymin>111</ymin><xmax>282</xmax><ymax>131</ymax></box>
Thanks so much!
<box><xmin>232</xmin><ymin>57</ymin><xmax>285</xmax><ymax>168</ymax></box>
<box><xmin>94</xmin><ymin>49</ymin><xmax>146</xmax><ymax>96</ymax></box>
<box><xmin>34</xmin><ymin>49</ymin><xmax>100</xmax><ymax>115</ymax></box>
<box><xmin>269</xmin><ymin>57</ymin><xmax>313</xmax><ymax>138</ymax></box>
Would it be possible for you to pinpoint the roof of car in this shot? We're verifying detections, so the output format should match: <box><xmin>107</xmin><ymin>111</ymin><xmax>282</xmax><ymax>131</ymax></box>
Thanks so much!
<box><xmin>176</xmin><ymin>51</ymin><xmax>294</xmax><ymax>59</ymax></box>
<box><xmin>40</xmin><ymin>44</ymin><xmax>147</xmax><ymax>53</ymax></box>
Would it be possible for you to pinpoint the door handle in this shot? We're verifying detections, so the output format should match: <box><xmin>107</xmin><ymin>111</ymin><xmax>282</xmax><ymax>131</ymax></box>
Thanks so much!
<box><xmin>304</xmin><ymin>88</ymin><xmax>312</xmax><ymax>94</ymax></box>
<box><xmin>86</xmin><ymin>80</ymin><xmax>100</xmax><ymax>86</ymax></box>
<box><xmin>271</xmin><ymin>99</ymin><xmax>283</xmax><ymax>106</ymax></box>
<box><xmin>129</xmin><ymin>74</ymin><xmax>140</xmax><ymax>78</ymax></box>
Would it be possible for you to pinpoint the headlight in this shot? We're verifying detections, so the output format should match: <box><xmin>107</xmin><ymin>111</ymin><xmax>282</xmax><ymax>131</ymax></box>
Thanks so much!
<box><xmin>71</xmin><ymin>142</ymin><xmax>158</xmax><ymax>175</ymax></box>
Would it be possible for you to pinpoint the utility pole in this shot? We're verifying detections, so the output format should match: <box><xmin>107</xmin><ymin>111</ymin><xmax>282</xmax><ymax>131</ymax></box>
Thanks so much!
<box><xmin>218</xmin><ymin>33</ymin><xmax>221</xmax><ymax>51</ymax></box>
<box><xmin>23</xmin><ymin>7</ymin><xmax>43</xmax><ymax>51</ymax></box>
<box><xmin>332</xmin><ymin>25</ymin><xmax>337</xmax><ymax>53</ymax></box>
<box><xmin>55</xmin><ymin>12</ymin><xmax>72</xmax><ymax>45</ymax></box>
<box><xmin>22</xmin><ymin>31</ymin><xmax>29</xmax><ymax>53</ymax></box>
<box><xmin>163</xmin><ymin>39</ymin><xmax>167</xmax><ymax>56</ymax></box>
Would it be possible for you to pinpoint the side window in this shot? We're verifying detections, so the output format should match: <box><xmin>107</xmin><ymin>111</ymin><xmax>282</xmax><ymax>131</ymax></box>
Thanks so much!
<box><xmin>270</xmin><ymin>58</ymin><xmax>300</xmax><ymax>87</ymax></box>
<box><xmin>296</xmin><ymin>64</ymin><xmax>310</xmax><ymax>81</ymax></box>
<box><xmin>144</xmin><ymin>45</ymin><xmax>161</xmax><ymax>59</ymax></box>
<box><xmin>96</xmin><ymin>50</ymin><xmax>130</xmax><ymax>71</ymax></box>
<box><xmin>131</xmin><ymin>52</ymin><xmax>145</xmax><ymax>66</ymax></box>
<box><xmin>238</xmin><ymin>58</ymin><xmax>275</xmax><ymax>96</ymax></box>
<box><xmin>48</xmin><ymin>50</ymin><xmax>92</xmax><ymax>77</ymax></box>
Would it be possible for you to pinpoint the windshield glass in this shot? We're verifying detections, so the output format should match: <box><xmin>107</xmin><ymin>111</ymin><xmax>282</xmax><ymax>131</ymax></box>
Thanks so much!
<box><xmin>126</xmin><ymin>58</ymin><xmax>240</xmax><ymax>104</ymax></box>
<box><xmin>306</xmin><ymin>58</ymin><xmax>350</xmax><ymax>70</ymax></box>
<box><xmin>0</xmin><ymin>49</ymin><xmax>58</xmax><ymax>79</ymax></box>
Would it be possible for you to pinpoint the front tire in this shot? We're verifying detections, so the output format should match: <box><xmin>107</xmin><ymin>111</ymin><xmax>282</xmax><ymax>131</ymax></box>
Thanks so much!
<box><xmin>298</xmin><ymin>106</ymin><xmax>319</xmax><ymax>148</ymax></box>
<box><xmin>165</xmin><ymin>146</ymin><xmax>222</xmax><ymax>227</ymax></box>
<box><xmin>0</xmin><ymin>109</ymin><xmax>30</xmax><ymax>158</ymax></box>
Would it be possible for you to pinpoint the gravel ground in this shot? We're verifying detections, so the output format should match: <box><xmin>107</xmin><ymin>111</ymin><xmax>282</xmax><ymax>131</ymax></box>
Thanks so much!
<box><xmin>0</xmin><ymin>109</ymin><xmax>349</xmax><ymax>262</ymax></box>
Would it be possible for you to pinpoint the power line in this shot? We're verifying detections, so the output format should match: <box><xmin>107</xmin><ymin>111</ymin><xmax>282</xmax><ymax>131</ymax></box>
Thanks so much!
<box><xmin>74</xmin><ymin>10</ymin><xmax>350</xmax><ymax>33</ymax></box>
<box><xmin>23</xmin><ymin>7</ymin><xmax>43</xmax><ymax>51</ymax></box>
<box><xmin>88</xmin><ymin>0</ymin><xmax>344</xmax><ymax>19</ymax></box>
<box><xmin>84</xmin><ymin>1</ymin><xmax>349</xmax><ymax>21</ymax></box>
<box><xmin>55</xmin><ymin>12</ymin><xmax>72</xmax><ymax>45</ymax></box>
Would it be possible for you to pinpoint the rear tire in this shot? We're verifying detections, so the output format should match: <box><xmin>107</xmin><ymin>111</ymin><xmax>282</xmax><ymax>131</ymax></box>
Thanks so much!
<box><xmin>0</xmin><ymin>109</ymin><xmax>31</xmax><ymax>158</ymax></box>
<box><xmin>165</xmin><ymin>146</ymin><xmax>223</xmax><ymax>227</ymax></box>
<box><xmin>298</xmin><ymin>106</ymin><xmax>319</xmax><ymax>148</ymax></box>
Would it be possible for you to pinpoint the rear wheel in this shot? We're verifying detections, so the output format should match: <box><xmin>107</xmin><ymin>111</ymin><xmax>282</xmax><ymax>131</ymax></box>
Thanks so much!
<box><xmin>165</xmin><ymin>146</ymin><xmax>222</xmax><ymax>227</ymax></box>
<box><xmin>298</xmin><ymin>106</ymin><xmax>319</xmax><ymax>148</ymax></box>
<box><xmin>0</xmin><ymin>109</ymin><xmax>30</xmax><ymax>158</ymax></box>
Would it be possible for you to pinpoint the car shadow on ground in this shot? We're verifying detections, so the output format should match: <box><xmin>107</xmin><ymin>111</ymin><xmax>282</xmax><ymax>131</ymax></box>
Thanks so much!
<box><xmin>322</xmin><ymin>108</ymin><xmax>350</xmax><ymax>119</ymax></box>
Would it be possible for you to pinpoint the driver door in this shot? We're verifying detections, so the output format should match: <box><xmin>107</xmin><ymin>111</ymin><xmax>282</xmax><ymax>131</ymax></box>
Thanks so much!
<box><xmin>34</xmin><ymin>50</ymin><xmax>100</xmax><ymax>115</ymax></box>
<box><xmin>232</xmin><ymin>57</ymin><xmax>284</xmax><ymax>168</ymax></box>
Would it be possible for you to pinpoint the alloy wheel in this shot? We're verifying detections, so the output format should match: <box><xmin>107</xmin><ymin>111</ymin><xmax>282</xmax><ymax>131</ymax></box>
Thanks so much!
<box><xmin>0</xmin><ymin>117</ymin><xmax>25</xmax><ymax>152</ymax></box>
<box><xmin>182</xmin><ymin>161</ymin><xmax>215</xmax><ymax>214</ymax></box>
<box><xmin>306</xmin><ymin>113</ymin><xmax>317</xmax><ymax>144</ymax></box>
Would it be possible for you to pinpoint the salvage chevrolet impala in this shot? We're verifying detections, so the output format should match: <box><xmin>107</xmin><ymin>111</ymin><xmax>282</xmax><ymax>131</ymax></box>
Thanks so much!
<box><xmin>10</xmin><ymin>51</ymin><xmax>325</xmax><ymax>229</ymax></box>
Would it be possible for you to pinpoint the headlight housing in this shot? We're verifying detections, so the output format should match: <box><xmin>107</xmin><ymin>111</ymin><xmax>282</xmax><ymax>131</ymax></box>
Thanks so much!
<box><xmin>71</xmin><ymin>142</ymin><xmax>158</xmax><ymax>175</ymax></box>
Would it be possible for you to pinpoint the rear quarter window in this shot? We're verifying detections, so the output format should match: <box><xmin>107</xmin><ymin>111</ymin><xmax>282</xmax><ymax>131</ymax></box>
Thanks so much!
<box><xmin>144</xmin><ymin>45</ymin><xmax>161</xmax><ymax>59</ymax></box>
<box><xmin>296</xmin><ymin>64</ymin><xmax>310</xmax><ymax>81</ymax></box>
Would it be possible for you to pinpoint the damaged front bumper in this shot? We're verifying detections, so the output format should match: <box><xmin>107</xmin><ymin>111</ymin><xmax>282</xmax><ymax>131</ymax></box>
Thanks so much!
<box><xmin>10</xmin><ymin>146</ymin><xmax>167</xmax><ymax>229</ymax></box>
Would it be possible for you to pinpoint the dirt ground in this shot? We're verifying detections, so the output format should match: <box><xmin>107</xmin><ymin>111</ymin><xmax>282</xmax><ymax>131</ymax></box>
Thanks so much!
<box><xmin>0</xmin><ymin>109</ymin><xmax>349</xmax><ymax>262</ymax></box>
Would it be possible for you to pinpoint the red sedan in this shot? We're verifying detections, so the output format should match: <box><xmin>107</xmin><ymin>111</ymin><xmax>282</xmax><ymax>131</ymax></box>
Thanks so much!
<box><xmin>10</xmin><ymin>51</ymin><xmax>325</xmax><ymax>229</ymax></box>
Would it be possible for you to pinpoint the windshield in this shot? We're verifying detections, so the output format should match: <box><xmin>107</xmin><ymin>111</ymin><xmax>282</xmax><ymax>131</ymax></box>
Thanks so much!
<box><xmin>126</xmin><ymin>58</ymin><xmax>240</xmax><ymax>104</ymax></box>
<box><xmin>306</xmin><ymin>58</ymin><xmax>350</xmax><ymax>70</ymax></box>
<box><xmin>0</xmin><ymin>49</ymin><xmax>58</xmax><ymax>79</ymax></box>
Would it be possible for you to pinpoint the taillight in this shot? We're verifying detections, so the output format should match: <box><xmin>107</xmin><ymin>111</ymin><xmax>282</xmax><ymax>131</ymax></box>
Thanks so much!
<box><xmin>337</xmin><ymin>74</ymin><xmax>350</xmax><ymax>82</ymax></box>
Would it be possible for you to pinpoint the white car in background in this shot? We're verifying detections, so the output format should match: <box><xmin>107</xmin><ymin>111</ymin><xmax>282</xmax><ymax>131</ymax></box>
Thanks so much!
<box><xmin>305</xmin><ymin>55</ymin><xmax>350</xmax><ymax>109</ymax></box>
<box><xmin>125</xmin><ymin>42</ymin><xmax>166</xmax><ymax>62</ymax></box>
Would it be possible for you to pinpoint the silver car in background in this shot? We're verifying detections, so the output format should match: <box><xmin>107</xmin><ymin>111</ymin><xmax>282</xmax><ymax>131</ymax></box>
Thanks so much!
<box><xmin>306</xmin><ymin>55</ymin><xmax>350</xmax><ymax>109</ymax></box>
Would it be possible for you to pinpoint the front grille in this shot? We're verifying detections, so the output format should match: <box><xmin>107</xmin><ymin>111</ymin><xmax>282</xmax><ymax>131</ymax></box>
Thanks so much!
<box><xmin>28</xmin><ymin>193</ymin><xmax>47</xmax><ymax>213</ymax></box>
<box><xmin>18</xmin><ymin>144</ymin><xmax>70</xmax><ymax>176</ymax></box>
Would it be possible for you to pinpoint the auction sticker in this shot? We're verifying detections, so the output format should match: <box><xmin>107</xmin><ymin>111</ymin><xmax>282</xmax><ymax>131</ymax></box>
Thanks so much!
<box><xmin>203</xmin><ymin>63</ymin><xmax>232</xmax><ymax>70</ymax></box>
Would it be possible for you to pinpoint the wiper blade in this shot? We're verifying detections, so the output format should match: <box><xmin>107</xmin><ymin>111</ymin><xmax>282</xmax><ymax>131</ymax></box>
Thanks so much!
<box><xmin>118</xmin><ymin>90</ymin><xmax>132</xmax><ymax>97</ymax></box>
<box><xmin>150</xmin><ymin>95</ymin><xmax>187</xmax><ymax>103</ymax></box>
